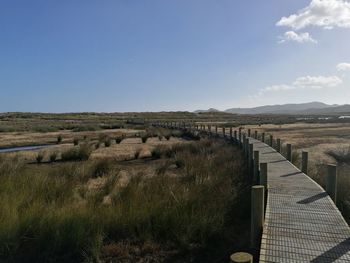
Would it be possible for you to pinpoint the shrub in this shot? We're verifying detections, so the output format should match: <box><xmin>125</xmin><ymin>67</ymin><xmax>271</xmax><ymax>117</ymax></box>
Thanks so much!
<box><xmin>134</xmin><ymin>148</ymin><xmax>141</xmax><ymax>159</ymax></box>
<box><xmin>141</xmin><ymin>135</ymin><xmax>148</xmax><ymax>143</ymax></box>
<box><xmin>61</xmin><ymin>144</ymin><xmax>92</xmax><ymax>161</ymax></box>
<box><xmin>158</xmin><ymin>135</ymin><xmax>162</xmax><ymax>141</ymax></box>
<box><xmin>151</xmin><ymin>148</ymin><xmax>162</xmax><ymax>159</ymax></box>
<box><xmin>91</xmin><ymin>159</ymin><xmax>114</xmax><ymax>177</ymax></box>
<box><xmin>49</xmin><ymin>152</ymin><xmax>57</xmax><ymax>162</ymax></box>
<box><xmin>57</xmin><ymin>135</ymin><xmax>62</xmax><ymax>144</ymax></box>
<box><xmin>115</xmin><ymin>137</ymin><xmax>123</xmax><ymax>144</ymax></box>
<box><xmin>175</xmin><ymin>159</ymin><xmax>185</xmax><ymax>168</ymax></box>
<box><xmin>73</xmin><ymin>138</ymin><xmax>79</xmax><ymax>146</ymax></box>
<box><xmin>36</xmin><ymin>152</ymin><xmax>44</xmax><ymax>163</ymax></box>
<box><xmin>95</xmin><ymin>143</ymin><xmax>100</xmax><ymax>149</ymax></box>
<box><xmin>164</xmin><ymin>134</ymin><xmax>171</xmax><ymax>141</ymax></box>
<box><xmin>326</xmin><ymin>147</ymin><xmax>350</xmax><ymax>164</ymax></box>
<box><xmin>104</xmin><ymin>138</ymin><xmax>111</xmax><ymax>147</ymax></box>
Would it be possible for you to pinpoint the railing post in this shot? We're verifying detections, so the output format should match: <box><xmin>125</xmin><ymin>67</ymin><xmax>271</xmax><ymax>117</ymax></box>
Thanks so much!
<box><xmin>301</xmin><ymin>151</ymin><xmax>308</xmax><ymax>174</ymax></box>
<box><xmin>243</xmin><ymin>134</ymin><xmax>247</xmax><ymax>153</ymax></box>
<box><xmin>215</xmin><ymin>125</ymin><xmax>218</xmax><ymax>135</ymax></box>
<box><xmin>229</xmin><ymin>127</ymin><xmax>233</xmax><ymax>139</ymax></box>
<box><xmin>234</xmin><ymin>130</ymin><xmax>237</xmax><ymax>142</ymax></box>
<box><xmin>254</xmin><ymin>150</ymin><xmax>260</xmax><ymax>183</ymax></box>
<box><xmin>260</xmin><ymin>163</ymin><xmax>267</xmax><ymax>189</ymax></box>
<box><xmin>326</xmin><ymin>164</ymin><xmax>337</xmax><ymax>203</ymax></box>
<box><xmin>262</xmin><ymin>132</ymin><xmax>265</xmax><ymax>143</ymax></box>
<box><xmin>239</xmin><ymin>129</ymin><xmax>242</xmax><ymax>146</ymax></box>
<box><xmin>286</xmin><ymin>144</ymin><xmax>292</xmax><ymax>162</ymax></box>
<box><xmin>251</xmin><ymin>185</ymin><xmax>265</xmax><ymax>248</ymax></box>
<box><xmin>248</xmin><ymin>129</ymin><xmax>251</xmax><ymax>137</ymax></box>
<box><xmin>223</xmin><ymin>127</ymin><xmax>226</xmax><ymax>137</ymax></box>
<box><xmin>276</xmin><ymin>138</ymin><xmax>281</xmax><ymax>153</ymax></box>
<box><xmin>249</xmin><ymin>143</ymin><xmax>254</xmax><ymax>177</ymax></box>
<box><xmin>254</xmin><ymin>130</ymin><xmax>258</xmax><ymax>139</ymax></box>
<box><xmin>230</xmin><ymin>252</ymin><xmax>253</xmax><ymax>263</ymax></box>
<box><xmin>269</xmin><ymin>135</ymin><xmax>273</xmax><ymax>147</ymax></box>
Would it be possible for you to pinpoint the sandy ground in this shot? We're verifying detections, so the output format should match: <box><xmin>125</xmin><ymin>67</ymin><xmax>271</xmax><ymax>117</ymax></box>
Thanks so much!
<box><xmin>0</xmin><ymin>128</ymin><xmax>141</xmax><ymax>148</ymax></box>
<box><xmin>1</xmin><ymin>135</ymin><xmax>186</xmax><ymax>163</ymax></box>
<box><xmin>241</xmin><ymin>123</ymin><xmax>350</xmax><ymax>164</ymax></box>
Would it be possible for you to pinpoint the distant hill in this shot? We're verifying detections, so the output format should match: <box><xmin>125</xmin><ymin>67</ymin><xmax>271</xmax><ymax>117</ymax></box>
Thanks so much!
<box><xmin>194</xmin><ymin>102</ymin><xmax>350</xmax><ymax>115</ymax></box>
<box><xmin>224</xmin><ymin>102</ymin><xmax>334</xmax><ymax>115</ymax></box>
<box><xmin>194</xmin><ymin>108</ymin><xmax>220</xmax><ymax>113</ymax></box>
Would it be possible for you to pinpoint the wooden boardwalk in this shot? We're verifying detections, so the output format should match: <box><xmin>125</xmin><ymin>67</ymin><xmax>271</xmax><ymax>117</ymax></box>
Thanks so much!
<box><xmin>247</xmin><ymin>137</ymin><xmax>350</xmax><ymax>263</ymax></box>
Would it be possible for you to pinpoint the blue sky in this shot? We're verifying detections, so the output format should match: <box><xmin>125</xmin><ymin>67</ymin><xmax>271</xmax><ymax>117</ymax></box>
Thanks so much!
<box><xmin>1</xmin><ymin>0</ymin><xmax>350</xmax><ymax>112</ymax></box>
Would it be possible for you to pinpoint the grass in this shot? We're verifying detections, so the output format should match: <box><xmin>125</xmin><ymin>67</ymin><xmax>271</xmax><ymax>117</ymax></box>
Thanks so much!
<box><xmin>61</xmin><ymin>144</ymin><xmax>92</xmax><ymax>161</ymax></box>
<box><xmin>326</xmin><ymin>147</ymin><xmax>350</xmax><ymax>164</ymax></box>
<box><xmin>0</xmin><ymin>137</ymin><xmax>249</xmax><ymax>262</ymax></box>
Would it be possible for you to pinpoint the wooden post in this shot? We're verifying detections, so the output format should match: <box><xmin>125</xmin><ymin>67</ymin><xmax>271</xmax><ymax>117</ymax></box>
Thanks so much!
<box><xmin>269</xmin><ymin>135</ymin><xmax>273</xmax><ymax>147</ymax></box>
<box><xmin>254</xmin><ymin>130</ymin><xmax>258</xmax><ymax>139</ymax></box>
<box><xmin>260</xmin><ymin>163</ymin><xmax>267</xmax><ymax>189</ymax></box>
<box><xmin>262</xmin><ymin>132</ymin><xmax>265</xmax><ymax>143</ymax></box>
<box><xmin>230</xmin><ymin>127</ymin><xmax>233</xmax><ymax>139</ymax></box>
<box><xmin>301</xmin><ymin>151</ymin><xmax>308</xmax><ymax>174</ymax></box>
<box><xmin>243</xmin><ymin>134</ymin><xmax>247</xmax><ymax>153</ymax></box>
<box><xmin>223</xmin><ymin>127</ymin><xmax>226</xmax><ymax>137</ymax></box>
<box><xmin>249</xmin><ymin>143</ymin><xmax>254</xmax><ymax>176</ymax></box>
<box><xmin>251</xmin><ymin>185</ymin><xmax>265</xmax><ymax>248</ymax></box>
<box><xmin>326</xmin><ymin>164</ymin><xmax>337</xmax><ymax>203</ymax></box>
<box><xmin>276</xmin><ymin>138</ymin><xmax>281</xmax><ymax>153</ymax></box>
<box><xmin>215</xmin><ymin>125</ymin><xmax>218</xmax><ymax>135</ymax></box>
<box><xmin>230</xmin><ymin>252</ymin><xmax>253</xmax><ymax>263</ymax></box>
<box><xmin>286</xmin><ymin>144</ymin><xmax>292</xmax><ymax>162</ymax></box>
<box><xmin>234</xmin><ymin>130</ymin><xmax>237</xmax><ymax>141</ymax></box>
<box><xmin>254</xmin><ymin>150</ymin><xmax>260</xmax><ymax>183</ymax></box>
<box><xmin>248</xmin><ymin>129</ymin><xmax>251</xmax><ymax>137</ymax></box>
<box><xmin>239</xmin><ymin>129</ymin><xmax>242</xmax><ymax>146</ymax></box>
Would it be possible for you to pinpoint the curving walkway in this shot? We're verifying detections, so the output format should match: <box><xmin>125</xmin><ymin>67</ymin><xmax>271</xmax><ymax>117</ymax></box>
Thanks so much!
<box><xmin>248</xmin><ymin>138</ymin><xmax>350</xmax><ymax>263</ymax></box>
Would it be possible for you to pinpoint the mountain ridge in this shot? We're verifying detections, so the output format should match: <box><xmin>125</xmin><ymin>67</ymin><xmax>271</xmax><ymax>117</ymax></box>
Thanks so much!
<box><xmin>195</xmin><ymin>102</ymin><xmax>350</xmax><ymax>115</ymax></box>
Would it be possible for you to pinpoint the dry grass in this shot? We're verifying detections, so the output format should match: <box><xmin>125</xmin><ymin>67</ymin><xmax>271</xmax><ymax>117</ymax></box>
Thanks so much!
<box><xmin>0</xmin><ymin>138</ymin><xmax>249</xmax><ymax>263</ymax></box>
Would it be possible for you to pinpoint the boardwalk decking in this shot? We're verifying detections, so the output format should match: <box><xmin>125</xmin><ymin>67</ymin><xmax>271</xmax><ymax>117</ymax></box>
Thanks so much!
<box><xmin>248</xmin><ymin>138</ymin><xmax>350</xmax><ymax>263</ymax></box>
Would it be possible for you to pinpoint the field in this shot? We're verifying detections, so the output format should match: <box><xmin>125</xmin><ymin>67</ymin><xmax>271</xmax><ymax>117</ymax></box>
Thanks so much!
<box><xmin>1</xmin><ymin>112</ymin><xmax>350</xmax><ymax>262</ymax></box>
<box><xmin>0</xmin><ymin>123</ymin><xmax>251</xmax><ymax>263</ymax></box>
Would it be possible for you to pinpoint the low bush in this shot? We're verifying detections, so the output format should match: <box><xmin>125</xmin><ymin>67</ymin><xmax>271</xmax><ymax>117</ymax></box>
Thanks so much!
<box><xmin>115</xmin><ymin>137</ymin><xmax>123</xmax><ymax>144</ymax></box>
<box><xmin>36</xmin><ymin>152</ymin><xmax>44</xmax><ymax>163</ymax></box>
<box><xmin>151</xmin><ymin>148</ymin><xmax>162</xmax><ymax>159</ymax></box>
<box><xmin>73</xmin><ymin>138</ymin><xmax>79</xmax><ymax>146</ymax></box>
<box><xmin>91</xmin><ymin>159</ymin><xmax>114</xmax><ymax>177</ymax></box>
<box><xmin>61</xmin><ymin>144</ymin><xmax>92</xmax><ymax>161</ymax></box>
<box><xmin>104</xmin><ymin>138</ymin><xmax>111</xmax><ymax>147</ymax></box>
<box><xmin>49</xmin><ymin>152</ymin><xmax>58</xmax><ymax>162</ymax></box>
<box><xmin>134</xmin><ymin>148</ymin><xmax>141</xmax><ymax>159</ymax></box>
<box><xmin>141</xmin><ymin>135</ymin><xmax>148</xmax><ymax>143</ymax></box>
<box><xmin>57</xmin><ymin>135</ymin><xmax>62</xmax><ymax>144</ymax></box>
<box><xmin>326</xmin><ymin>147</ymin><xmax>350</xmax><ymax>164</ymax></box>
<box><xmin>164</xmin><ymin>134</ymin><xmax>171</xmax><ymax>141</ymax></box>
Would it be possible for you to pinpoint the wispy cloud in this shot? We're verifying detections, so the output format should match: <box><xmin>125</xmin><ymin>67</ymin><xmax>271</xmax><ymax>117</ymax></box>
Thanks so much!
<box><xmin>278</xmin><ymin>31</ymin><xmax>317</xmax><ymax>44</ymax></box>
<box><xmin>276</xmin><ymin>0</ymin><xmax>350</xmax><ymax>30</ymax></box>
<box><xmin>337</xmin><ymin>62</ymin><xmax>350</xmax><ymax>71</ymax></box>
<box><xmin>259</xmin><ymin>75</ymin><xmax>342</xmax><ymax>96</ymax></box>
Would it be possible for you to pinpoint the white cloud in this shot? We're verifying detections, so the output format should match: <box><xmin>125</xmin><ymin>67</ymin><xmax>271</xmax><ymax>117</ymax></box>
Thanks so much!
<box><xmin>293</xmin><ymin>75</ymin><xmax>342</xmax><ymax>88</ymax></box>
<box><xmin>278</xmin><ymin>31</ymin><xmax>318</xmax><ymax>44</ymax></box>
<box><xmin>260</xmin><ymin>75</ymin><xmax>342</xmax><ymax>95</ymax></box>
<box><xmin>337</xmin><ymin>62</ymin><xmax>350</xmax><ymax>71</ymax></box>
<box><xmin>276</xmin><ymin>0</ymin><xmax>350</xmax><ymax>30</ymax></box>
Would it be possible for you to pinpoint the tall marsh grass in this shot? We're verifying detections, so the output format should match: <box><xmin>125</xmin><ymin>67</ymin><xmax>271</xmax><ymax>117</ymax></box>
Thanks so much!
<box><xmin>0</xmin><ymin>139</ymin><xmax>248</xmax><ymax>262</ymax></box>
